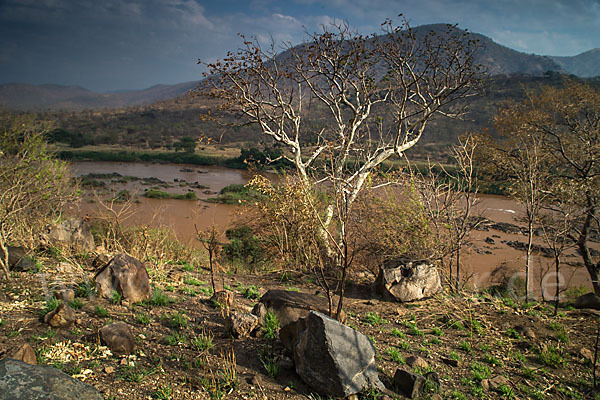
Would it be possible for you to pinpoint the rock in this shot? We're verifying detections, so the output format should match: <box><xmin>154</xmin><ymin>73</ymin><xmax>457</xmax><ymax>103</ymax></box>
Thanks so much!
<box><xmin>393</xmin><ymin>369</ymin><xmax>425</xmax><ymax>399</ymax></box>
<box><xmin>7</xmin><ymin>246</ymin><xmax>36</xmax><ymax>272</ymax></box>
<box><xmin>280</xmin><ymin>318</ymin><xmax>307</xmax><ymax>352</ymax></box>
<box><xmin>226</xmin><ymin>312</ymin><xmax>259</xmax><ymax>338</ymax></box>
<box><xmin>277</xmin><ymin>356</ymin><xmax>294</xmax><ymax>371</ymax></box>
<box><xmin>293</xmin><ymin>311</ymin><xmax>384</xmax><ymax>398</ymax></box>
<box><xmin>94</xmin><ymin>253</ymin><xmax>151</xmax><ymax>304</ymax></box>
<box><xmin>100</xmin><ymin>322</ymin><xmax>136</xmax><ymax>355</ymax></box>
<box><xmin>43</xmin><ymin>303</ymin><xmax>76</xmax><ymax>328</ymax></box>
<box><xmin>259</xmin><ymin>289</ymin><xmax>345</xmax><ymax>326</ymax></box>
<box><xmin>406</xmin><ymin>355</ymin><xmax>428</xmax><ymax>369</ymax></box>
<box><xmin>11</xmin><ymin>344</ymin><xmax>36</xmax><ymax>365</ymax></box>
<box><xmin>374</xmin><ymin>259</ymin><xmax>442</xmax><ymax>302</ymax></box>
<box><xmin>514</xmin><ymin>325</ymin><xmax>537</xmax><ymax>340</ymax></box>
<box><xmin>575</xmin><ymin>293</ymin><xmax>600</xmax><ymax>310</ymax></box>
<box><xmin>485</xmin><ymin>237</ymin><xmax>495</xmax><ymax>244</ymax></box>
<box><xmin>580</xmin><ymin>347</ymin><xmax>594</xmax><ymax>363</ymax></box>
<box><xmin>487</xmin><ymin>375</ymin><xmax>510</xmax><ymax>391</ymax></box>
<box><xmin>92</xmin><ymin>253</ymin><xmax>113</xmax><ymax>270</ymax></box>
<box><xmin>54</xmin><ymin>289</ymin><xmax>75</xmax><ymax>303</ymax></box>
<box><xmin>0</xmin><ymin>358</ymin><xmax>103</xmax><ymax>400</ymax></box>
<box><xmin>251</xmin><ymin>302</ymin><xmax>267</xmax><ymax>325</ymax></box>
<box><xmin>43</xmin><ymin>218</ymin><xmax>95</xmax><ymax>252</ymax></box>
<box><xmin>104</xmin><ymin>366</ymin><xmax>114</xmax><ymax>374</ymax></box>
<box><xmin>56</xmin><ymin>262</ymin><xmax>78</xmax><ymax>275</ymax></box>
<box><xmin>441</xmin><ymin>357</ymin><xmax>459</xmax><ymax>367</ymax></box>
<box><xmin>393</xmin><ymin>369</ymin><xmax>439</xmax><ymax>399</ymax></box>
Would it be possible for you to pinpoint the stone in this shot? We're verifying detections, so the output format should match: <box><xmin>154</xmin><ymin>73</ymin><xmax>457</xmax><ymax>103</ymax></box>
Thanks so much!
<box><xmin>575</xmin><ymin>293</ymin><xmax>600</xmax><ymax>310</ymax></box>
<box><xmin>441</xmin><ymin>357</ymin><xmax>459</xmax><ymax>367</ymax></box>
<box><xmin>100</xmin><ymin>322</ymin><xmax>136</xmax><ymax>355</ymax></box>
<box><xmin>11</xmin><ymin>344</ymin><xmax>37</xmax><ymax>365</ymax></box>
<box><xmin>226</xmin><ymin>312</ymin><xmax>259</xmax><ymax>338</ymax></box>
<box><xmin>393</xmin><ymin>369</ymin><xmax>425</xmax><ymax>399</ymax></box>
<box><xmin>0</xmin><ymin>358</ymin><xmax>103</xmax><ymax>400</ymax></box>
<box><xmin>406</xmin><ymin>355</ymin><xmax>428</xmax><ymax>369</ymax></box>
<box><xmin>92</xmin><ymin>253</ymin><xmax>113</xmax><ymax>270</ymax></box>
<box><xmin>43</xmin><ymin>218</ymin><xmax>95</xmax><ymax>252</ymax></box>
<box><xmin>488</xmin><ymin>375</ymin><xmax>510</xmax><ymax>391</ymax></box>
<box><xmin>104</xmin><ymin>366</ymin><xmax>114</xmax><ymax>374</ymax></box>
<box><xmin>251</xmin><ymin>302</ymin><xmax>267</xmax><ymax>325</ymax></box>
<box><xmin>55</xmin><ymin>289</ymin><xmax>75</xmax><ymax>303</ymax></box>
<box><xmin>43</xmin><ymin>302</ymin><xmax>76</xmax><ymax>328</ymax></box>
<box><xmin>374</xmin><ymin>259</ymin><xmax>442</xmax><ymax>302</ymax></box>
<box><xmin>94</xmin><ymin>253</ymin><xmax>151</xmax><ymax>304</ymax></box>
<box><xmin>280</xmin><ymin>317</ymin><xmax>307</xmax><ymax>352</ymax></box>
<box><xmin>580</xmin><ymin>347</ymin><xmax>594</xmax><ymax>363</ymax></box>
<box><xmin>393</xmin><ymin>369</ymin><xmax>439</xmax><ymax>399</ymax></box>
<box><xmin>259</xmin><ymin>289</ymin><xmax>345</xmax><ymax>327</ymax></box>
<box><xmin>7</xmin><ymin>246</ymin><xmax>36</xmax><ymax>272</ymax></box>
<box><xmin>514</xmin><ymin>325</ymin><xmax>537</xmax><ymax>340</ymax></box>
<box><xmin>293</xmin><ymin>311</ymin><xmax>384</xmax><ymax>398</ymax></box>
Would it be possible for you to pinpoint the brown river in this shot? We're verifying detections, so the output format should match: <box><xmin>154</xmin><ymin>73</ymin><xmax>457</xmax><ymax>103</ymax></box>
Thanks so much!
<box><xmin>68</xmin><ymin>161</ymin><xmax>593</xmax><ymax>298</ymax></box>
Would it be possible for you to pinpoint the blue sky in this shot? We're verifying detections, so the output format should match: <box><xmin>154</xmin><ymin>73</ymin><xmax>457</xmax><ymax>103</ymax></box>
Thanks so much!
<box><xmin>1</xmin><ymin>0</ymin><xmax>599</xmax><ymax>92</ymax></box>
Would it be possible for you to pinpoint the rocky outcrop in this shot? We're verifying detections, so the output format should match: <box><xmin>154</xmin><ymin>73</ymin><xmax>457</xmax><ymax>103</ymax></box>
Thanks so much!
<box><xmin>259</xmin><ymin>289</ymin><xmax>344</xmax><ymax>326</ymax></box>
<box><xmin>94</xmin><ymin>253</ymin><xmax>151</xmax><ymax>304</ymax></box>
<box><xmin>292</xmin><ymin>311</ymin><xmax>384</xmax><ymax>398</ymax></box>
<box><xmin>374</xmin><ymin>259</ymin><xmax>442</xmax><ymax>302</ymax></box>
<box><xmin>0</xmin><ymin>358</ymin><xmax>103</xmax><ymax>400</ymax></box>
<box><xmin>100</xmin><ymin>322</ymin><xmax>136</xmax><ymax>355</ymax></box>
<box><xmin>42</xmin><ymin>218</ymin><xmax>95</xmax><ymax>252</ymax></box>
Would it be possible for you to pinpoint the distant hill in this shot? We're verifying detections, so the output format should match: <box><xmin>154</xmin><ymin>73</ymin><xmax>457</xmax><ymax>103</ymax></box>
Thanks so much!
<box><xmin>1</xmin><ymin>24</ymin><xmax>598</xmax><ymax>111</ymax></box>
<box><xmin>550</xmin><ymin>48</ymin><xmax>600</xmax><ymax>78</ymax></box>
<box><xmin>0</xmin><ymin>80</ymin><xmax>199</xmax><ymax>111</ymax></box>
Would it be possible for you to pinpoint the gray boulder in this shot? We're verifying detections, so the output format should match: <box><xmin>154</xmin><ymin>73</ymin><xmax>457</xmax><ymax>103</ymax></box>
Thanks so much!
<box><xmin>575</xmin><ymin>293</ymin><xmax>600</xmax><ymax>310</ymax></box>
<box><xmin>374</xmin><ymin>259</ymin><xmax>442</xmax><ymax>302</ymax></box>
<box><xmin>293</xmin><ymin>311</ymin><xmax>384</xmax><ymax>398</ymax></box>
<box><xmin>43</xmin><ymin>218</ymin><xmax>95</xmax><ymax>252</ymax></box>
<box><xmin>100</xmin><ymin>322</ymin><xmax>136</xmax><ymax>355</ymax></box>
<box><xmin>0</xmin><ymin>358</ymin><xmax>103</xmax><ymax>400</ymax></box>
<box><xmin>94</xmin><ymin>253</ymin><xmax>151</xmax><ymax>304</ymax></box>
<box><xmin>259</xmin><ymin>289</ymin><xmax>344</xmax><ymax>326</ymax></box>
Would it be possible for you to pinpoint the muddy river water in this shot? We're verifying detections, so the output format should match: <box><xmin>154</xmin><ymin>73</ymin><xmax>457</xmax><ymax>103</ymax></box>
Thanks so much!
<box><xmin>69</xmin><ymin>161</ymin><xmax>592</xmax><ymax>297</ymax></box>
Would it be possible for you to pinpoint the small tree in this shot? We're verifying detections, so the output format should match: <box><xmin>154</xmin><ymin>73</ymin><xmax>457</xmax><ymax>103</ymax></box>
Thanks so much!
<box><xmin>201</xmin><ymin>19</ymin><xmax>481</xmax><ymax>319</ymax></box>
<box><xmin>0</xmin><ymin>113</ymin><xmax>78</xmax><ymax>279</ymax></box>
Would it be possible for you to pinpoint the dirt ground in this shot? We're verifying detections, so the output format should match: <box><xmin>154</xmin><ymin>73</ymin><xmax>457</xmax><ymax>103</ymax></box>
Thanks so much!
<box><xmin>1</xmin><ymin>256</ymin><xmax>598</xmax><ymax>400</ymax></box>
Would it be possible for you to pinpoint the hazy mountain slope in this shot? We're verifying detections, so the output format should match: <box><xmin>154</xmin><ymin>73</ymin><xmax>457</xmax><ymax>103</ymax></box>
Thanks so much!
<box><xmin>551</xmin><ymin>48</ymin><xmax>600</xmax><ymax>77</ymax></box>
<box><xmin>0</xmin><ymin>80</ymin><xmax>199</xmax><ymax>111</ymax></box>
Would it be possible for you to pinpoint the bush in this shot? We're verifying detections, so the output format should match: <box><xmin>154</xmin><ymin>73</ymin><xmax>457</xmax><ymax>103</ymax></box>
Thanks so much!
<box><xmin>0</xmin><ymin>112</ymin><xmax>78</xmax><ymax>277</ymax></box>
<box><xmin>222</xmin><ymin>226</ymin><xmax>265</xmax><ymax>270</ymax></box>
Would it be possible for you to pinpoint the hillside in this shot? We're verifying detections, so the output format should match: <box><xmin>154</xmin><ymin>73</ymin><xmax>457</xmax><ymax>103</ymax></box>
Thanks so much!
<box><xmin>551</xmin><ymin>48</ymin><xmax>600</xmax><ymax>78</ymax></box>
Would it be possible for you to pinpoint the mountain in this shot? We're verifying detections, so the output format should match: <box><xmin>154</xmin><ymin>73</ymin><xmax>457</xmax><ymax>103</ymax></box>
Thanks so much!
<box><xmin>1</xmin><ymin>24</ymin><xmax>597</xmax><ymax>111</ymax></box>
<box><xmin>0</xmin><ymin>80</ymin><xmax>200</xmax><ymax>111</ymax></box>
<box><xmin>550</xmin><ymin>48</ymin><xmax>600</xmax><ymax>78</ymax></box>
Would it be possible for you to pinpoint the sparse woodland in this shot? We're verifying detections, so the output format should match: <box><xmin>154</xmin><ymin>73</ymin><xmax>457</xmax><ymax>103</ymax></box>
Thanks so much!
<box><xmin>1</xmin><ymin>21</ymin><xmax>600</xmax><ymax>400</ymax></box>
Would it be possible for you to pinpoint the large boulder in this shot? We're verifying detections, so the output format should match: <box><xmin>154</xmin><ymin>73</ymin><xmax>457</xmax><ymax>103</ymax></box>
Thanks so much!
<box><xmin>374</xmin><ymin>259</ymin><xmax>442</xmax><ymax>302</ymax></box>
<box><xmin>42</xmin><ymin>218</ymin><xmax>95</xmax><ymax>252</ymax></box>
<box><xmin>259</xmin><ymin>289</ymin><xmax>344</xmax><ymax>327</ymax></box>
<box><xmin>0</xmin><ymin>358</ymin><xmax>103</xmax><ymax>400</ymax></box>
<box><xmin>575</xmin><ymin>293</ymin><xmax>600</xmax><ymax>310</ymax></box>
<box><xmin>100</xmin><ymin>322</ymin><xmax>136</xmax><ymax>355</ymax></box>
<box><xmin>292</xmin><ymin>311</ymin><xmax>384</xmax><ymax>398</ymax></box>
<box><xmin>94</xmin><ymin>253</ymin><xmax>151</xmax><ymax>303</ymax></box>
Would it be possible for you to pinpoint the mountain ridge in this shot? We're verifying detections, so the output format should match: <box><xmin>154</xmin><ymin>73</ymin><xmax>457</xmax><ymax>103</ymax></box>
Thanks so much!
<box><xmin>1</xmin><ymin>24</ymin><xmax>598</xmax><ymax>111</ymax></box>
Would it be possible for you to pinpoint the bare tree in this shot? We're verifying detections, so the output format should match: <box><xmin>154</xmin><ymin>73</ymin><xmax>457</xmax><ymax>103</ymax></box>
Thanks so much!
<box><xmin>201</xmin><ymin>19</ymin><xmax>481</xmax><ymax>319</ymax></box>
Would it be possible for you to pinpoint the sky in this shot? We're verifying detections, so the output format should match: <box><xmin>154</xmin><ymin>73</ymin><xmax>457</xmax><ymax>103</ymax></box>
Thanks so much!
<box><xmin>1</xmin><ymin>0</ymin><xmax>599</xmax><ymax>92</ymax></box>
